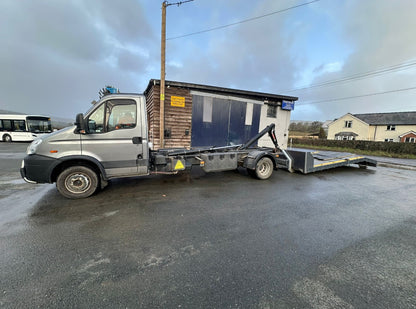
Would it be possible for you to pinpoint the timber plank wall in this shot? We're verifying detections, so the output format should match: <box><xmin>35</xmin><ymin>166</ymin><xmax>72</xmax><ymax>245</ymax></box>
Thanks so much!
<box><xmin>145</xmin><ymin>84</ymin><xmax>193</xmax><ymax>150</ymax></box>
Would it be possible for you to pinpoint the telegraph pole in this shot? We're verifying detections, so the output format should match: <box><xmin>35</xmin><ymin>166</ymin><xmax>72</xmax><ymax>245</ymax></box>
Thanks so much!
<box><xmin>160</xmin><ymin>1</ymin><xmax>167</xmax><ymax>148</ymax></box>
<box><xmin>160</xmin><ymin>0</ymin><xmax>193</xmax><ymax>148</ymax></box>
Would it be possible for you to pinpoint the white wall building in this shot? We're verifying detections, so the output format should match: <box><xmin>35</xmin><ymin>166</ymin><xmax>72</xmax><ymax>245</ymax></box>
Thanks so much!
<box><xmin>327</xmin><ymin>112</ymin><xmax>416</xmax><ymax>142</ymax></box>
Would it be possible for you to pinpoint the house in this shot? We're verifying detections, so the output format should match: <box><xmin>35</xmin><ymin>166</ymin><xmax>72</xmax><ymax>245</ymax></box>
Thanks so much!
<box><xmin>321</xmin><ymin>120</ymin><xmax>333</xmax><ymax>135</ymax></box>
<box><xmin>144</xmin><ymin>79</ymin><xmax>298</xmax><ymax>150</ymax></box>
<box><xmin>327</xmin><ymin>111</ymin><xmax>416</xmax><ymax>142</ymax></box>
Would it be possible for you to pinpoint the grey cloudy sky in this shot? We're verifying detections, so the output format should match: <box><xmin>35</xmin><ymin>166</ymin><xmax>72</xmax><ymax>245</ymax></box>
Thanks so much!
<box><xmin>1</xmin><ymin>0</ymin><xmax>415</xmax><ymax>121</ymax></box>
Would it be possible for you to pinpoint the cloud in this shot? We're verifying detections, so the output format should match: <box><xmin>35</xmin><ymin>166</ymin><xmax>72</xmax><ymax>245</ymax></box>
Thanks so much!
<box><xmin>166</xmin><ymin>0</ymin><xmax>300</xmax><ymax>93</ymax></box>
<box><xmin>1</xmin><ymin>1</ymin><xmax>107</xmax><ymax>62</ymax></box>
<box><xmin>1</xmin><ymin>0</ymin><xmax>414</xmax><ymax>123</ymax></box>
<box><xmin>0</xmin><ymin>0</ymin><xmax>156</xmax><ymax>118</ymax></box>
<box><xmin>292</xmin><ymin>0</ymin><xmax>416</xmax><ymax>120</ymax></box>
<box><xmin>313</xmin><ymin>62</ymin><xmax>343</xmax><ymax>75</ymax></box>
<box><xmin>81</xmin><ymin>0</ymin><xmax>153</xmax><ymax>43</ymax></box>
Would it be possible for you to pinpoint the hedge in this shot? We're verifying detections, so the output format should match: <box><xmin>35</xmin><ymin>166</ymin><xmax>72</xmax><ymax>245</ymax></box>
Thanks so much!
<box><xmin>290</xmin><ymin>138</ymin><xmax>416</xmax><ymax>155</ymax></box>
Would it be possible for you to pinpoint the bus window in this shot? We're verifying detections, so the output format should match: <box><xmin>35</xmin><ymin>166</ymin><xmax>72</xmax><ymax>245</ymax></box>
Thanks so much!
<box><xmin>2</xmin><ymin>120</ymin><xmax>12</xmax><ymax>131</ymax></box>
<box><xmin>14</xmin><ymin>120</ymin><xmax>26</xmax><ymax>132</ymax></box>
<box><xmin>27</xmin><ymin>117</ymin><xmax>52</xmax><ymax>133</ymax></box>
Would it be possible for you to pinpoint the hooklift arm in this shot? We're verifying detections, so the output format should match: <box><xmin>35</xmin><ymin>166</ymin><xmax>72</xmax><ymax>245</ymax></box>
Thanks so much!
<box><xmin>164</xmin><ymin>124</ymin><xmax>279</xmax><ymax>157</ymax></box>
<box><xmin>238</xmin><ymin>123</ymin><xmax>294</xmax><ymax>172</ymax></box>
<box><xmin>238</xmin><ymin>123</ymin><xmax>278</xmax><ymax>150</ymax></box>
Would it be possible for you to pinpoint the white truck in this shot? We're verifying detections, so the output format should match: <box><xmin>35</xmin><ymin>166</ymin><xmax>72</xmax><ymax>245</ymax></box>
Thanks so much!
<box><xmin>21</xmin><ymin>93</ymin><xmax>376</xmax><ymax>199</ymax></box>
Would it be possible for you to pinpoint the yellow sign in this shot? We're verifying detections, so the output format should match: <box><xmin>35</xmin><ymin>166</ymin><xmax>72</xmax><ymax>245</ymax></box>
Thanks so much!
<box><xmin>174</xmin><ymin>160</ymin><xmax>185</xmax><ymax>170</ymax></box>
<box><xmin>171</xmin><ymin>96</ymin><xmax>185</xmax><ymax>107</ymax></box>
<box><xmin>160</xmin><ymin>93</ymin><xmax>165</xmax><ymax>101</ymax></box>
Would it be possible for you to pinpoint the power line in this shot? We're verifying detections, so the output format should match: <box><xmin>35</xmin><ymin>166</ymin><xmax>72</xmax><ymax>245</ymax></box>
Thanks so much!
<box><xmin>297</xmin><ymin>86</ymin><xmax>416</xmax><ymax>106</ymax></box>
<box><xmin>167</xmin><ymin>0</ymin><xmax>320</xmax><ymax>40</ymax></box>
<box><xmin>284</xmin><ymin>60</ymin><xmax>416</xmax><ymax>93</ymax></box>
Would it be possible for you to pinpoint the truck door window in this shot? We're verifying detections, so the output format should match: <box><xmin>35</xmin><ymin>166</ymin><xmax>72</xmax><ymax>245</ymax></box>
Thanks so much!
<box><xmin>88</xmin><ymin>104</ymin><xmax>105</xmax><ymax>133</ymax></box>
<box><xmin>107</xmin><ymin>101</ymin><xmax>136</xmax><ymax>131</ymax></box>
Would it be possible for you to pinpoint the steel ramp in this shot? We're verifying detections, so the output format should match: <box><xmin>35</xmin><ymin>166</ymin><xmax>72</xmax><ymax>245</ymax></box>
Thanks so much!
<box><xmin>286</xmin><ymin>149</ymin><xmax>377</xmax><ymax>174</ymax></box>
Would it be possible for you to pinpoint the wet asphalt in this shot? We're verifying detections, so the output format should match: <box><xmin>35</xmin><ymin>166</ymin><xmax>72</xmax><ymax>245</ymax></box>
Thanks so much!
<box><xmin>1</xmin><ymin>143</ymin><xmax>416</xmax><ymax>308</ymax></box>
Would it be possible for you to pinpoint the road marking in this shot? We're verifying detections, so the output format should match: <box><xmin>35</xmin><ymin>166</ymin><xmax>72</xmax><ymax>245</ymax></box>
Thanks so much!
<box><xmin>314</xmin><ymin>159</ymin><xmax>347</xmax><ymax>167</ymax></box>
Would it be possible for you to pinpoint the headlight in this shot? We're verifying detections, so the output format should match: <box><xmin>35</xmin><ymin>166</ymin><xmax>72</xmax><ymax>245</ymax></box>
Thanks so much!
<box><xmin>27</xmin><ymin>139</ymin><xmax>43</xmax><ymax>155</ymax></box>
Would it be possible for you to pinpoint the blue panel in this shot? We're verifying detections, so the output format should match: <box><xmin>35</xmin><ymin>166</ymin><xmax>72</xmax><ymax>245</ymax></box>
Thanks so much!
<box><xmin>191</xmin><ymin>95</ymin><xmax>204</xmax><ymax>145</ymax></box>
<box><xmin>249</xmin><ymin>104</ymin><xmax>261</xmax><ymax>145</ymax></box>
<box><xmin>191</xmin><ymin>95</ymin><xmax>229</xmax><ymax>147</ymax></box>
<box><xmin>210</xmin><ymin>97</ymin><xmax>229</xmax><ymax>146</ymax></box>
<box><xmin>191</xmin><ymin>95</ymin><xmax>262</xmax><ymax>147</ymax></box>
<box><xmin>228</xmin><ymin>100</ymin><xmax>245</xmax><ymax>145</ymax></box>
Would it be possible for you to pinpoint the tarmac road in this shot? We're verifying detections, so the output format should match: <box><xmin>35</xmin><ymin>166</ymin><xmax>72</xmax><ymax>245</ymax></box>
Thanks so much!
<box><xmin>1</xmin><ymin>142</ymin><xmax>416</xmax><ymax>308</ymax></box>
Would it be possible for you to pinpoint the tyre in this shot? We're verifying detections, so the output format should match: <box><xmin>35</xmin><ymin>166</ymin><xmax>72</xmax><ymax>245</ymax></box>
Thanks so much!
<box><xmin>247</xmin><ymin>168</ymin><xmax>256</xmax><ymax>178</ymax></box>
<box><xmin>254</xmin><ymin>157</ymin><xmax>274</xmax><ymax>180</ymax></box>
<box><xmin>56</xmin><ymin>166</ymin><xmax>99</xmax><ymax>199</ymax></box>
<box><xmin>3</xmin><ymin>134</ymin><xmax>12</xmax><ymax>142</ymax></box>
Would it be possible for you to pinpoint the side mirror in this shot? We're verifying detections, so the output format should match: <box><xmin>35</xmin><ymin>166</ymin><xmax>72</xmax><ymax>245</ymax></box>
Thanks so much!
<box><xmin>75</xmin><ymin>113</ymin><xmax>86</xmax><ymax>134</ymax></box>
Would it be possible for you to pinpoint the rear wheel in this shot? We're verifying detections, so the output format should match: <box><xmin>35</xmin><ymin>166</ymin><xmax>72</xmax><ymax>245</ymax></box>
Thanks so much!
<box><xmin>3</xmin><ymin>134</ymin><xmax>12</xmax><ymax>142</ymax></box>
<box><xmin>254</xmin><ymin>157</ymin><xmax>274</xmax><ymax>180</ymax></box>
<box><xmin>247</xmin><ymin>168</ymin><xmax>256</xmax><ymax>177</ymax></box>
<box><xmin>56</xmin><ymin>166</ymin><xmax>99</xmax><ymax>199</ymax></box>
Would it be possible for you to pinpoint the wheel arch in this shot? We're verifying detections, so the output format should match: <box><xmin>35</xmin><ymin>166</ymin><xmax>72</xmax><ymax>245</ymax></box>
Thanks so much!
<box><xmin>51</xmin><ymin>156</ymin><xmax>106</xmax><ymax>183</ymax></box>
<box><xmin>243</xmin><ymin>150</ymin><xmax>277</xmax><ymax>170</ymax></box>
<box><xmin>2</xmin><ymin>134</ymin><xmax>12</xmax><ymax>142</ymax></box>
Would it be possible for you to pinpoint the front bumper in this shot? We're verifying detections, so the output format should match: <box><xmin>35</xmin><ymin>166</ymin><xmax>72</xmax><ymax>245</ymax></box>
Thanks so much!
<box><xmin>20</xmin><ymin>155</ymin><xmax>58</xmax><ymax>184</ymax></box>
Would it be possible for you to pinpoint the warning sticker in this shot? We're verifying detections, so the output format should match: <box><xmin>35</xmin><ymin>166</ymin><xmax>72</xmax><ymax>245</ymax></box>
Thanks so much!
<box><xmin>174</xmin><ymin>160</ymin><xmax>185</xmax><ymax>170</ymax></box>
<box><xmin>171</xmin><ymin>96</ymin><xmax>185</xmax><ymax>107</ymax></box>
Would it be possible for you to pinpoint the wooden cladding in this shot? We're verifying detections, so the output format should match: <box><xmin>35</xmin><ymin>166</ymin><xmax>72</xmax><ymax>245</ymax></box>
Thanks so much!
<box><xmin>145</xmin><ymin>84</ymin><xmax>193</xmax><ymax>150</ymax></box>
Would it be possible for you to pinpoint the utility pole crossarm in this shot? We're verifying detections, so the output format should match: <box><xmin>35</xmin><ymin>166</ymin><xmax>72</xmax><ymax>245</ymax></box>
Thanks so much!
<box><xmin>165</xmin><ymin>0</ymin><xmax>194</xmax><ymax>7</ymax></box>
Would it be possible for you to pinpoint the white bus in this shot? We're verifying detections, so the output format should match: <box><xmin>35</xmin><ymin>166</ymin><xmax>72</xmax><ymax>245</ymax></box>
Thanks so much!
<box><xmin>0</xmin><ymin>114</ymin><xmax>52</xmax><ymax>142</ymax></box>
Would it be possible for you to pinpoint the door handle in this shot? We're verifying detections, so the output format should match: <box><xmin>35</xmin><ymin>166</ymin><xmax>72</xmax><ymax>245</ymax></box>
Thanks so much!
<box><xmin>132</xmin><ymin>137</ymin><xmax>142</xmax><ymax>144</ymax></box>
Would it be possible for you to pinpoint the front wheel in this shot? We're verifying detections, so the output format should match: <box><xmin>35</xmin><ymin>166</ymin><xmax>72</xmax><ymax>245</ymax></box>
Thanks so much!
<box><xmin>56</xmin><ymin>166</ymin><xmax>99</xmax><ymax>199</ymax></box>
<box><xmin>254</xmin><ymin>157</ymin><xmax>274</xmax><ymax>180</ymax></box>
<box><xmin>3</xmin><ymin>134</ymin><xmax>12</xmax><ymax>142</ymax></box>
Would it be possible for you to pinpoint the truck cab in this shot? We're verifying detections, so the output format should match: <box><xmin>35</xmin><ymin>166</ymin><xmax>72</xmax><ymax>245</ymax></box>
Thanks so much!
<box><xmin>21</xmin><ymin>94</ymin><xmax>150</xmax><ymax>198</ymax></box>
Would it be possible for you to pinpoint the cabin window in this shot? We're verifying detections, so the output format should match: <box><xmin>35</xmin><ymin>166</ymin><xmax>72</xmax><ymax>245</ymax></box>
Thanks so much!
<box><xmin>267</xmin><ymin>104</ymin><xmax>277</xmax><ymax>118</ymax></box>
<box><xmin>344</xmin><ymin>120</ymin><xmax>352</xmax><ymax>128</ymax></box>
<box><xmin>107</xmin><ymin>102</ymin><xmax>136</xmax><ymax>131</ymax></box>
<box><xmin>87</xmin><ymin>104</ymin><xmax>105</xmax><ymax>133</ymax></box>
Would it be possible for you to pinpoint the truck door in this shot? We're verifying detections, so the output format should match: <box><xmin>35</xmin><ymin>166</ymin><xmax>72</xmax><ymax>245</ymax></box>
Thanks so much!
<box><xmin>81</xmin><ymin>98</ymin><xmax>148</xmax><ymax>178</ymax></box>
